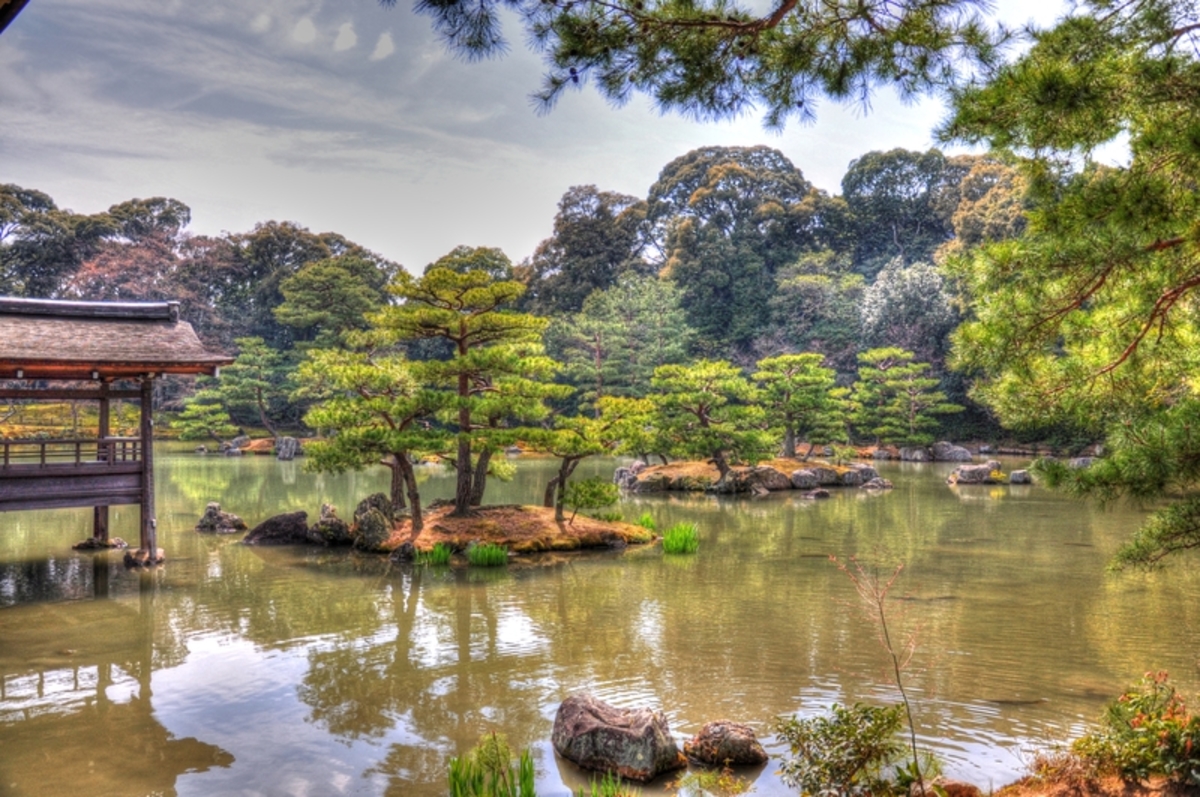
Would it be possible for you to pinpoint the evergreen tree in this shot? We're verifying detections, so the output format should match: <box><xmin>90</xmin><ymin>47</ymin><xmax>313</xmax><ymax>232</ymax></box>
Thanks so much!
<box><xmin>753</xmin><ymin>353</ymin><xmax>843</xmax><ymax>458</ymax></box>
<box><xmin>213</xmin><ymin>337</ymin><xmax>292</xmax><ymax>439</ymax></box>
<box><xmin>173</xmin><ymin>387</ymin><xmax>239</xmax><ymax>445</ymax></box>
<box><xmin>850</xmin><ymin>347</ymin><xmax>961</xmax><ymax>446</ymax></box>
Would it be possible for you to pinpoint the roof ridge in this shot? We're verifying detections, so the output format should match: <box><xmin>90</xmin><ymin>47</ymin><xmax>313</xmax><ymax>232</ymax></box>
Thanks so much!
<box><xmin>0</xmin><ymin>297</ymin><xmax>180</xmax><ymax>322</ymax></box>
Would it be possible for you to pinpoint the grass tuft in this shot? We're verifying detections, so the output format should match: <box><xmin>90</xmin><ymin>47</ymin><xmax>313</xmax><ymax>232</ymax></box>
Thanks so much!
<box><xmin>467</xmin><ymin>542</ymin><xmax>509</xmax><ymax>567</ymax></box>
<box><xmin>416</xmin><ymin>542</ymin><xmax>453</xmax><ymax>566</ymax></box>
<box><xmin>662</xmin><ymin>522</ymin><xmax>699</xmax><ymax>555</ymax></box>
<box><xmin>635</xmin><ymin>512</ymin><xmax>657</xmax><ymax>532</ymax></box>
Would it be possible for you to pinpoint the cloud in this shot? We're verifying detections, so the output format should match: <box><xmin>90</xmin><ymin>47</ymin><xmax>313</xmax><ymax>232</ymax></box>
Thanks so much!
<box><xmin>370</xmin><ymin>32</ymin><xmax>395</xmax><ymax>62</ymax></box>
<box><xmin>250</xmin><ymin>13</ymin><xmax>270</xmax><ymax>34</ymax></box>
<box><xmin>333</xmin><ymin>23</ymin><xmax>356</xmax><ymax>52</ymax></box>
<box><xmin>292</xmin><ymin>17</ymin><xmax>317</xmax><ymax>44</ymax></box>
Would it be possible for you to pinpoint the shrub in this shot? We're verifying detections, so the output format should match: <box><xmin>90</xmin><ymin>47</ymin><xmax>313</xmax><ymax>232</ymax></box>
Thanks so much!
<box><xmin>564</xmin><ymin>477</ymin><xmax>620</xmax><ymax>524</ymax></box>
<box><xmin>467</xmin><ymin>542</ymin><xmax>509</xmax><ymax>567</ymax></box>
<box><xmin>662</xmin><ymin>522</ymin><xmax>699</xmax><ymax>554</ymax></box>
<box><xmin>635</xmin><ymin>512</ymin><xmax>657</xmax><ymax>532</ymax></box>
<box><xmin>416</xmin><ymin>542</ymin><xmax>453</xmax><ymax>566</ymax></box>
<box><xmin>574</xmin><ymin>771</ymin><xmax>641</xmax><ymax>797</ymax></box>
<box><xmin>1073</xmin><ymin>671</ymin><xmax>1200</xmax><ymax>784</ymax></box>
<box><xmin>589</xmin><ymin>511</ymin><xmax>625</xmax><ymax>523</ymax></box>
<box><xmin>448</xmin><ymin>732</ymin><xmax>536</xmax><ymax>797</ymax></box>
<box><xmin>774</xmin><ymin>703</ymin><xmax>905</xmax><ymax>797</ymax></box>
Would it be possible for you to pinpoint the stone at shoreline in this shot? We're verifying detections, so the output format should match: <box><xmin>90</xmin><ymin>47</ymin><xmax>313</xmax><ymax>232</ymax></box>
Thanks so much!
<box><xmin>809</xmin><ymin>466</ymin><xmax>840</xmax><ymax>486</ymax></box>
<box><xmin>223</xmin><ymin>447</ymin><xmax>243</xmax><ymax>457</ymax></box>
<box><xmin>353</xmin><ymin>508</ymin><xmax>392</xmax><ymax>552</ymax></box>
<box><xmin>900</xmin><ymin>447</ymin><xmax>931</xmax><ymax>462</ymax></box>
<box><xmin>551</xmin><ymin>694</ymin><xmax>686</xmax><ymax>783</ymax></box>
<box><xmin>194</xmin><ymin>445</ymin><xmax>207</xmax><ymax>454</ymax></box>
<box><xmin>790</xmin><ymin>469</ymin><xmax>818</xmax><ymax>490</ymax></box>
<box><xmin>308</xmin><ymin>503</ymin><xmax>353</xmax><ymax>546</ymax></box>
<box><xmin>911</xmin><ymin>778</ymin><xmax>983</xmax><ymax>797</ymax></box>
<box><xmin>861</xmin><ymin>477</ymin><xmax>894</xmax><ymax>490</ymax></box>
<box><xmin>851</xmin><ymin>464</ymin><xmax>879</xmax><ymax>481</ymax></box>
<box><xmin>276</xmin><ymin>436</ymin><xmax>299</xmax><ymax>461</ymax></box>
<box><xmin>229</xmin><ymin>435</ymin><xmax>250</xmax><ymax>449</ymax></box>
<box><xmin>1069</xmin><ymin>456</ymin><xmax>1096</xmax><ymax>469</ymax></box>
<box><xmin>803</xmin><ymin>488</ymin><xmax>831</xmax><ymax>499</ymax></box>
<box><xmin>355</xmin><ymin>493</ymin><xmax>396</xmax><ymax>524</ymax></box>
<box><xmin>613</xmin><ymin>467</ymin><xmax>640</xmax><ymax>491</ymax></box>
<box><xmin>243</xmin><ymin>511</ymin><xmax>309</xmax><ymax>545</ymax></box>
<box><xmin>841</xmin><ymin>469</ymin><xmax>863</xmax><ymax>486</ymax></box>
<box><xmin>195</xmin><ymin>502</ymin><xmax>248</xmax><ymax>534</ymax></box>
<box><xmin>712</xmin><ymin>466</ymin><xmax>792</xmax><ymax>494</ymax></box>
<box><xmin>932</xmin><ymin>441</ymin><xmax>974</xmax><ymax>462</ymax></box>
<box><xmin>1009</xmin><ymin>469</ymin><xmax>1033</xmax><ymax>485</ymax></box>
<box><xmin>683</xmin><ymin>720</ymin><xmax>768</xmax><ymax>766</ymax></box>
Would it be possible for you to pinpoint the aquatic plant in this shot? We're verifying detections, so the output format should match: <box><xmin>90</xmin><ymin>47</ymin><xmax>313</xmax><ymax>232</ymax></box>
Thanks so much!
<box><xmin>635</xmin><ymin>512</ymin><xmax>657</xmax><ymax>532</ymax></box>
<box><xmin>467</xmin><ymin>542</ymin><xmax>509</xmax><ymax>567</ymax></box>
<box><xmin>662</xmin><ymin>522</ymin><xmax>699</xmax><ymax>554</ymax></box>
<box><xmin>775</xmin><ymin>702</ymin><xmax>904</xmax><ymax>797</ymax></box>
<box><xmin>670</xmin><ymin>765</ymin><xmax>751</xmax><ymax>796</ymax></box>
<box><xmin>573</xmin><ymin>771</ymin><xmax>641</xmax><ymax>797</ymax></box>
<box><xmin>448</xmin><ymin>732</ymin><xmax>536</xmax><ymax>797</ymax></box>
<box><xmin>416</xmin><ymin>542</ymin><xmax>453</xmax><ymax>566</ymax></box>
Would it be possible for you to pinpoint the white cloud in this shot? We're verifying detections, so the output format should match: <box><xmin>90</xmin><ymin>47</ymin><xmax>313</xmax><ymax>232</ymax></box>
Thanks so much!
<box><xmin>333</xmin><ymin>22</ymin><xmax>356</xmax><ymax>52</ymax></box>
<box><xmin>292</xmin><ymin>17</ymin><xmax>317</xmax><ymax>44</ymax></box>
<box><xmin>370</xmin><ymin>32</ymin><xmax>394</xmax><ymax>62</ymax></box>
<box><xmin>249</xmin><ymin>13</ymin><xmax>270</xmax><ymax>34</ymax></box>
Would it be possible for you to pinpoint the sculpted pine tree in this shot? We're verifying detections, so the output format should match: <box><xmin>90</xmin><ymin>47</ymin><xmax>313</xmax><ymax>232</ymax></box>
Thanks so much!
<box><xmin>649</xmin><ymin>360</ymin><xmax>773</xmax><ymax>479</ymax></box>
<box><xmin>173</xmin><ymin>387</ymin><xmax>239</xmax><ymax>445</ymax></box>
<box><xmin>850</xmin><ymin>347</ymin><xmax>961</xmax><ymax>447</ymax></box>
<box><xmin>298</xmin><ymin>346</ymin><xmax>445</xmax><ymax>531</ymax></box>
<box><xmin>377</xmin><ymin>249</ymin><xmax>549</xmax><ymax>515</ymax></box>
<box><xmin>753</xmin><ymin>353</ymin><xmax>843</xmax><ymax>459</ymax></box>
<box><xmin>214</xmin><ymin>337</ymin><xmax>290</xmax><ymax>439</ymax></box>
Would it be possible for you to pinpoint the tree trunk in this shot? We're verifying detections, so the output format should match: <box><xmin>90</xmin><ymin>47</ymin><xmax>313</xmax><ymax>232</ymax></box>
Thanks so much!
<box><xmin>255</xmin><ymin>387</ymin><xmax>278</xmax><ymax>439</ymax></box>
<box><xmin>452</xmin><ymin>434</ymin><xmax>473</xmax><ymax>515</ymax></box>
<box><xmin>783</xmin><ymin>424</ymin><xmax>796</xmax><ymax>459</ymax></box>
<box><xmin>553</xmin><ymin>458</ymin><xmax>580</xmax><ymax>523</ymax></box>
<box><xmin>544</xmin><ymin>475</ymin><xmax>560</xmax><ymax>509</ymax></box>
<box><xmin>387</xmin><ymin>456</ymin><xmax>407</xmax><ymax>511</ymax></box>
<box><xmin>712</xmin><ymin>450</ymin><xmax>731</xmax><ymax>480</ymax></box>
<box><xmin>803</xmin><ymin>442</ymin><xmax>817</xmax><ymax>461</ymax></box>
<box><xmin>397</xmin><ymin>454</ymin><xmax>423</xmax><ymax>533</ymax></box>
<box><xmin>470</xmin><ymin>447</ymin><xmax>492</xmax><ymax>506</ymax></box>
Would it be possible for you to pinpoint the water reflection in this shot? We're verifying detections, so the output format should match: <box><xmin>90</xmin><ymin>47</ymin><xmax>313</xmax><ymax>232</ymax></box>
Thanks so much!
<box><xmin>2</xmin><ymin>449</ymin><xmax>1200</xmax><ymax>796</ymax></box>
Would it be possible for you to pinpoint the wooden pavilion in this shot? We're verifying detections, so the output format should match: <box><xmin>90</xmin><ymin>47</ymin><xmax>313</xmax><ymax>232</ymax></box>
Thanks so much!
<box><xmin>0</xmin><ymin>297</ymin><xmax>232</xmax><ymax>565</ymax></box>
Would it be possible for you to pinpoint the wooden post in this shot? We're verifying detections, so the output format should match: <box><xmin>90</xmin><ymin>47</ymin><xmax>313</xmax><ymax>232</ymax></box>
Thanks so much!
<box><xmin>131</xmin><ymin>375</ymin><xmax>161</xmax><ymax>565</ymax></box>
<box><xmin>93</xmin><ymin>379</ymin><xmax>110</xmax><ymax>542</ymax></box>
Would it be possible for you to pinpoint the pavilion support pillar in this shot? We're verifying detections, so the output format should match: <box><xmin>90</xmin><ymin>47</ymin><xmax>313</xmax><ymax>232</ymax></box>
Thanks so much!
<box><xmin>92</xmin><ymin>379</ymin><xmax>110</xmax><ymax>543</ymax></box>
<box><xmin>125</xmin><ymin>375</ymin><xmax>162</xmax><ymax>567</ymax></box>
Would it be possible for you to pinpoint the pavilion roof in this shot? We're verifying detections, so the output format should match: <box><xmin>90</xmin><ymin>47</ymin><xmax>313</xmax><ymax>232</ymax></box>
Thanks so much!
<box><xmin>0</xmin><ymin>297</ymin><xmax>233</xmax><ymax>380</ymax></box>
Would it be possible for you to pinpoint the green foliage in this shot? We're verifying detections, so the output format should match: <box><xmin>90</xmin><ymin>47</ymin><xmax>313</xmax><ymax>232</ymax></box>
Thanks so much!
<box><xmin>650</xmin><ymin>360</ymin><xmax>774</xmax><ymax>477</ymax></box>
<box><xmin>635</xmin><ymin>512</ymin><xmax>657</xmax><ymax>532</ymax></box>
<box><xmin>850</xmin><ymin>348</ymin><xmax>962</xmax><ymax>446</ymax></box>
<box><xmin>410</xmin><ymin>0</ymin><xmax>1004</xmax><ymax>128</ymax></box>
<box><xmin>774</xmin><ymin>703</ymin><xmax>905</xmax><ymax>797</ymax></box>
<box><xmin>764</xmin><ymin>251</ymin><xmax>864</xmax><ymax>378</ymax></box>
<box><xmin>564</xmin><ymin>477</ymin><xmax>619</xmax><ymax>525</ymax></box>
<box><xmin>466</xmin><ymin>542</ymin><xmax>509</xmax><ymax>567</ymax></box>
<box><xmin>173</xmin><ymin>387</ymin><xmax>238</xmax><ymax>443</ymax></box>
<box><xmin>448</xmin><ymin>733</ymin><xmax>536</xmax><ymax>797</ymax></box>
<box><xmin>753</xmin><ymin>352</ymin><xmax>843</xmax><ymax>458</ymax></box>
<box><xmin>574</xmin><ymin>771</ymin><xmax>640</xmax><ymax>797</ymax></box>
<box><xmin>213</xmin><ymin>337</ymin><xmax>293</xmax><ymax>438</ymax></box>
<box><xmin>661</xmin><ymin>522</ymin><xmax>698</xmax><ymax>555</ymax></box>
<box><xmin>1072</xmin><ymin>672</ymin><xmax>1200</xmax><ymax>785</ymax></box>
<box><xmin>416</xmin><ymin>542</ymin><xmax>453</xmax><ymax>566</ymax></box>
<box><xmin>859</xmin><ymin>260</ymin><xmax>958</xmax><ymax>366</ymax></box>
<box><xmin>273</xmin><ymin>255</ymin><xmax>391</xmax><ymax>348</ymax></box>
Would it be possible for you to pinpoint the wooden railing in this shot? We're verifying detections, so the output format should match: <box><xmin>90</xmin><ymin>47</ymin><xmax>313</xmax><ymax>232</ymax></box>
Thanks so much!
<box><xmin>0</xmin><ymin>438</ymin><xmax>142</xmax><ymax>469</ymax></box>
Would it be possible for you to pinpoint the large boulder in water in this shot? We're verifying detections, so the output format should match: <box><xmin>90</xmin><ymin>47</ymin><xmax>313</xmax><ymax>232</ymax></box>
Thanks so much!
<box><xmin>931</xmin><ymin>441</ymin><xmax>973</xmax><ymax>462</ymax></box>
<box><xmin>276</xmin><ymin>436</ymin><xmax>299</xmax><ymax>461</ymax></box>
<box><xmin>194</xmin><ymin>502</ymin><xmax>247</xmax><ymax>534</ymax></box>
<box><xmin>353</xmin><ymin>508</ymin><xmax>392</xmax><ymax>552</ymax></box>
<box><xmin>355</xmin><ymin>493</ymin><xmax>395</xmax><ymax>524</ymax></box>
<box><xmin>308</xmin><ymin>503</ymin><xmax>353</xmax><ymax>546</ymax></box>
<box><xmin>243</xmin><ymin>511</ymin><xmax>309</xmax><ymax>545</ymax></box>
<box><xmin>947</xmin><ymin>463</ymin><xmax>1004</xmax><ymax>485</ymax></box>
<box><xmin>899</xmin><ymin>447</ymin><xmax>931</xmax><ymax>462</ymax></box>
<box><xmin>683</xmin><ymin>721</ymin><xmax>768</xmax><ymax>766</ymax></box>
<box><xmin>790</xmin><ymin>469</ymin><xmax>819</xmax><ymax>490</ymax></box>
<box><xmin>551</xmin><ymin>694</ymin><xmax>686</xmax><ymax>782</ymax></box>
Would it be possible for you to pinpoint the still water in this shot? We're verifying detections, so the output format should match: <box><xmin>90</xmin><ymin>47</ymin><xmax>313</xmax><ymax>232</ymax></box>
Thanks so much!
<box><xmin>2</xmin><ymin>447</ymin><xmax>1200</xmax><ymax>797</ymax></box>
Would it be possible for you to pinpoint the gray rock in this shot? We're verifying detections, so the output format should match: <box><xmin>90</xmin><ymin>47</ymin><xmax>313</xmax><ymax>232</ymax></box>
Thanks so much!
<box><xmin>932</xmin><ymin>441</ymin><xmax>973</xmax><ymax>462</ymax></box>
<box><xmin>851</xmin><ymin>464</ymin><xmax>879</xmax><ymax>481</ymax></box>
<box><xmin>629</xmin><ymin>460</ymin><xmax>647</xmax><ymax>475</ymax></box>
<box><xmin>684</xmin><ymin>720</ymin><xmax>768</xmax><ymax>766</ymax></box>
<box><xmin>978</xmin><ymin>445</ymin><xmax>993</xmax><ymax>454</ymax></box>
<box><xmin>194</xmin><ymin>445</ymin><xmax>208</xmax><ymax>454</ymax></box>
<box><xmin>841</xmin><ymin>469</ymin><xmax>863</xmax><ymax>486</ymax></box>
<box><xmin>353</xmin><ymin>508</ymin><xmax>392</xmax><ymax>552</ymax></box>
<box><xmin>223</xmin><ymin>447</ymin><xmax>243</xmax><ymax>457</ymax></box>
<box><xmin>861</xmin><ymin>477</ymin><xmax>894</xmax><ymax>490</ymax></box>
<box><xmin>872</xmin><ymin>449</ymin><xmax>895</xmax><ymax>460</ymax></box>
<box><xmin>613</xmin><ymin>467</ymin><xmax>640</xmax><ymax>491</ymax></box>
<box><xmin>308</xmin><ymin>503</ymin><xmax>353</xmax><ymax>546</ymax></box>
<box><xmin>195</xmin><ymin>502</ymin><xmax>247</xmax><ymax>534</ymax></box>
<box><xmin>899</xmin><ymin>447</ymin><xmax>931</xmax><ymax>462</ymax></box>
<box><xmin>790</xmin><ymin>469</ymin><xmax>819</xmax><ymax>490</ymax></box>
<box><xmin>803</xmin><ymin>488</ymin><xmax>831</xmax><ymax>499</ymax></box>
<box><xmin>1009</xmin><ymin>469</ymin><xmax>1033</xmax><ymax>485</ymax></box>
<box><xmin>355</xmin><ymin>492</ymin><xmax>395</xmax><ymax>524</ymax></box>
<box><xmin>1069</xmin><ymin>457</ymin><xmax>1096</xmax><ymax>469</ymax></box>
<box><xmin>243</xmin><ymin>511</ymin><xmax>309</xmax><ymax>545</ymax></box>
<box><xmin>230</xmin><ymin>435</ymin><xmax>250</xmax><ymax>449</ymax></box>
<box><xmin>276</xmin><ymin>436</ymin><xmax>299</xmax><ymax>461</ymax></box>
<box><xmin>809</xmin><ymin>466</ymin><xmax>840</xmax><ymax>486</ymax></box>
<box><xmin>551</xmin><ymin>694</ymin><xmax>685</xmax><ymax>783</ymax></box>
<box><xmin>947</xmin><ymin>463</ymin><xmax>1003</xmax><ymax>485</ymax></box>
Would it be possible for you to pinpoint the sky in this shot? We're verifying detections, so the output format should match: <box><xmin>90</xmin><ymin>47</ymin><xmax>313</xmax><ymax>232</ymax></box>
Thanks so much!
<box><xmin>0</xmin><ymin>0</ymin><xmax>1066</xmax><ymax>272</ymax></box>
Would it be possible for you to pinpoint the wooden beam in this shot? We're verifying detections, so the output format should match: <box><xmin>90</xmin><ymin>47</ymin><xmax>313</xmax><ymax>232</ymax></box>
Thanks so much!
<box><xmin>138</xmin><ymin>376</ymin><xmax>158</xmax><ymax>560</ymax></box>
<box><xmin>0</xmin><ymin>389</ymin><xmax>142</xmax><ymax>400</ymax></box>
<box><xmin>94</xmin><ymin>380</ymin><xmax>110</xmax><ymax>542</ymax></box>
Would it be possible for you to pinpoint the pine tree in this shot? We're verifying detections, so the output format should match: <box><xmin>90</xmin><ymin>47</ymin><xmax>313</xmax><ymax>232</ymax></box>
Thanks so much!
<box><xmin>850</xmin><ymin>348</ymin><xmax>961</xmax><ymax>447</ymax></box>
<box><xmin>753</xmin><ymin>353</ymin><xmax>844</xmax><ymax>458</ymax></box>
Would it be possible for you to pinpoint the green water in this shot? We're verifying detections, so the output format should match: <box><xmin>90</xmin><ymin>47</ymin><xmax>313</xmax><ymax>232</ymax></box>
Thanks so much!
<box><xmin>2</xmin><ymin>447</ymin><xmax>1200</xmax><ymax>797</ymax></box>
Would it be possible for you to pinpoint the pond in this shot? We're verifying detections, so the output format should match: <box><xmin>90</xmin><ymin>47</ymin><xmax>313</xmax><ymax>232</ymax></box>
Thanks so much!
<box><xmin>2</xmin><ymin>447</ymin><xmax>1200</xmax><ymax>797</ymax></box>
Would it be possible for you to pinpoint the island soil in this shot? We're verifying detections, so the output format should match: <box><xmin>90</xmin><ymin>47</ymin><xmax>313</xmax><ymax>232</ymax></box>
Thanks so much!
<box><xmin>996</xmin><ymin>776</ymin><xmax>1195</xmax><ymax>797</ymax></box>
<box><xmin>387</xmin><ymin>504</ymin><xmax>654</xmax><ymax>554</ymax></box>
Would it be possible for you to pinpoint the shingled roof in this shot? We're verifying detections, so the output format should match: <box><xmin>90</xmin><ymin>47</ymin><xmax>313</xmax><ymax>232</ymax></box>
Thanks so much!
<box><xmin>0</xmin><ymin>297</ymin><xmax>233</xmax><ymax>380</ymax></box>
